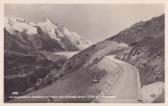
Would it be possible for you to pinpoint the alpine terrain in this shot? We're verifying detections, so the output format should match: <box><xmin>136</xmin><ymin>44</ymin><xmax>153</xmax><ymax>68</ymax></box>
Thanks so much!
<box><xmin>53</xmin><ymin>14</ymin><xmax>165</xmax><ymax>103</ymax></box>
<box><xmin>4</xmin><ymin>17</ymin><xmax>91</xmax><ymax>101</ymax></box>
<box><xmin>5</xmin><ymin>14</ymin><xmax>164</xmax><ymax>103</ymax></box>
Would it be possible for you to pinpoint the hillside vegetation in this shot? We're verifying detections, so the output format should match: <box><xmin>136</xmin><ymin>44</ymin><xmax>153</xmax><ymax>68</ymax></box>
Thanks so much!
<box><xmin>56</xmin><ymin>15</ymin><xmax>164</xmax><ymax>102</ymax></box>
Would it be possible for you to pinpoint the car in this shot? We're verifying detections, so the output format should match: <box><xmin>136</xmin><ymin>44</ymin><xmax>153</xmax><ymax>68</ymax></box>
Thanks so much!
<box><xmin>137</xmin><ymin>99</ymin><xmax>143</xmax><ymax>102</ymax></box>
<box><xmin>92</xmin><ymin>79</ymin><xmax>99</xmax><ymax>83</ymax></box>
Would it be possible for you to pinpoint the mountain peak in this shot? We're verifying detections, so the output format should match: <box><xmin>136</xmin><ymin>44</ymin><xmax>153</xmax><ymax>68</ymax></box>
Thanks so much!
<box><xmin>4</xmin><ymin>17</ymin><xmax>37</xmax><ymax>35</ymax></box>
<box><xmin>5</xmin><ymin>16</ymin><xmax>92</xmax><ymax>51</ymax></box>
<box><xmin>46</xmin><ymin>18</ymin><xmax>53</xmax><ymax>24</ymax></box>
<box><xmin>6</xmin><ymin>17</ymin><xmax>27</xmax><ymax>23</ymax></box>
<box><xmin>45</xmin><ymin>18</ymin><xmax>60</xmax><ymax>27</ymax></box>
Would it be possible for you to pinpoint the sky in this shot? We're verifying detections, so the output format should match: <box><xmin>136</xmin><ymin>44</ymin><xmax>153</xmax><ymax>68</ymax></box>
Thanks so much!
<box><xmin>4</xmin><ymin>4</ymin><xmax>164</xmax><ymax>43</ymax></box>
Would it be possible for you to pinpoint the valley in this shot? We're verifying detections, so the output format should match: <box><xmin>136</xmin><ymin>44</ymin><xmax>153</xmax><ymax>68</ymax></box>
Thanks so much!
<box><xmin>9</xmin><ymin>52</ymin><xmax>141</xmax><ymax>103</ymax></box>
<box><xmin>4</xmin><ymin>14</ymin><xmax>165</xmax><ymax>103</ymax></box>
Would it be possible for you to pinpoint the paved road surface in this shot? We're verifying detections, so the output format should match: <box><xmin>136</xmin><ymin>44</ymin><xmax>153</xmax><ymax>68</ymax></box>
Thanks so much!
<box><xmin>94</xmin><ymin>55</ymin><xmax>141</xmax><ymax>103</ymax></box>
<box><xmin>9</xmin><ymin>54</ymin><xmax>141</xmax><ymax>103</ymax></box>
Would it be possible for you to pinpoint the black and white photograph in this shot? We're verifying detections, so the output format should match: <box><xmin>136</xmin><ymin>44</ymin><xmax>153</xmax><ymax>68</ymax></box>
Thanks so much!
<box><xmin>3</xmin><ymin>4</ymin><xmax>165</xmax><ymax>103</ymax></box>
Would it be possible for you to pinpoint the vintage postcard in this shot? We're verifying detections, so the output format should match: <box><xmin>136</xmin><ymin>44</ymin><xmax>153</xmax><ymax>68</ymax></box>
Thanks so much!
<box><xmin>1</xmin><ymin>0</ymin><xmax>166</xmax><ymax>104</ymax></box>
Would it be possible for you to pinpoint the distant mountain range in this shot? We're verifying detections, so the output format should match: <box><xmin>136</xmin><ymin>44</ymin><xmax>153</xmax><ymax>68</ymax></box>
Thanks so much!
<box><xmin>4</xmin><ymin>14</ymin><xmax>165</xmax><ymax>103</ymax></box>
<box><xmin>4</xmin><ymin>17</ymin><xmax>91</xmax><ymax>101</ymax></box>
<box><xmin>4</xmin><ymin>17</ymin><xmax>92</xmax><ymax>53</ymax></box>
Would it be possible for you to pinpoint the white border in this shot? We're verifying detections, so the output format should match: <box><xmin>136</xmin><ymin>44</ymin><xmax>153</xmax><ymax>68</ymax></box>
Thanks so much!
<box><xmin>1</xmin><ymin>0</ymin><xmax>168</xmax><ymax>106</ymax></box>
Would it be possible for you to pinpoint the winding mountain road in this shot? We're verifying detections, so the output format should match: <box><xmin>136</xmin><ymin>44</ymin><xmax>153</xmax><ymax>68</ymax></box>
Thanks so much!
<box><xmin>94</xmin><ymin>55</ymin><xmax>142</xmax><ymax>103</ymax></box>
<box><xmin>10</xmin><ymin>53</ymin><xmax>141</xmax><ymax>103</ymax></box>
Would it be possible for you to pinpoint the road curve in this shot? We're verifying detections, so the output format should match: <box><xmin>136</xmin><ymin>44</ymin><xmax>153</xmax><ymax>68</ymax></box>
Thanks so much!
<box><xmin>9</xmin><ymin>54</ymin><xmax>141</xmax><ymax>103</ymax></box>
<box><xmin>94</xmin><ymin>55</ymin><xmax>141</xmax><ymax>103</ymax></box>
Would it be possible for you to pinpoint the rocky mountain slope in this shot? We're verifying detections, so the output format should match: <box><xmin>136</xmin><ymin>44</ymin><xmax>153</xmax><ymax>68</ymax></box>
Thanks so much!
<box><xmin>4</xmin><ymin>17</ymin><xmax>91</xmax><ymax>101</ymax></box>
<box><xmin>4</xmin><ymin>14</ymin><xmax>164</xmax><ymax>103</ymax></box>
<box><xmin>113</xmin><ymin>15</ymin><xmax>164</xmax><ymax>86</ymax></box>
<box><xmin>56</xmin><ymin>14</ymin><xmax>164</xmax><ymax>99</ymax></box>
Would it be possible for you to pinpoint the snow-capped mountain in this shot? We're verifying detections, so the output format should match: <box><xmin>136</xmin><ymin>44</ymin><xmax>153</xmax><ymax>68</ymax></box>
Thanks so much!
<box><xmin>4</xmin><ymin>17</ymin><xmax>92</xmax><ymax>52</ymax></box>
<box><xmin>4</xmin><ymin>17</ymin><xmax>36</xmax><ymax>35</ymax></box>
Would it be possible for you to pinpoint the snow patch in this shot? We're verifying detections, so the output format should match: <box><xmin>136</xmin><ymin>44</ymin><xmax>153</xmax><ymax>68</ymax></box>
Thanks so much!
<box><xmin>37</xmin><ymin>18</ymin><xmax>62</xmax><ymax>41</ymax></box>
<box><xmin>71</xmin><ymin>32</ymin><xmax>92</xmax><ymax>49</ymax></box>
<box><xmin>4</xmin><ymin>17</ymin><xmax>92</xmax><ymax>50</ymax></box>
<box><xmin>4</xmin><ymin>17</ymin><xmax>37</xmax><ymax>35</ymax></box>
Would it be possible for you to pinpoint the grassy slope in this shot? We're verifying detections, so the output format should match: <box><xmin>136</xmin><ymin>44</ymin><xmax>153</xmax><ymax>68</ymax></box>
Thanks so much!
<box><xmin>4</xmin><ymin>51</ymin><xmax>67</xmax><ymax>102</ymax></box>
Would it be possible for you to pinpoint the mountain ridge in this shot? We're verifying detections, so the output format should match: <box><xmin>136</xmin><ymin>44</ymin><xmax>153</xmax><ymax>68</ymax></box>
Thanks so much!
<box><xmin>4</xmin><ymin>17</ymin><xmax>92</xmax><ymax>52</ymax></box>
<box><xmin>56</xmin><ymin>14</ymin><xmax>164</xmax><ymax>87</ymax></box>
